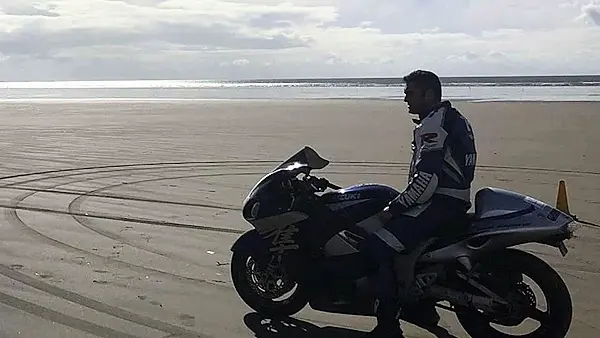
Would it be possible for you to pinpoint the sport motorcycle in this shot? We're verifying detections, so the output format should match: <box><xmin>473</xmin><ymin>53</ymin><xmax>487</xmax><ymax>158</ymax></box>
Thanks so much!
<box><xmin>230</xmin><ymin>146</ymin><xmax>580</xmax><ymax>338</ymax></box>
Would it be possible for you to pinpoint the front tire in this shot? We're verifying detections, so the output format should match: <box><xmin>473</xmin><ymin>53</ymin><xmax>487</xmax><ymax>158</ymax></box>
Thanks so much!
<box><xmin>230</xmin><ymin>249</ymin><xmax>309</xmax><ymax>318</ymax></box>
<box><xmin>455</xmin><ymin>248</ymin><xmax>572</xmax><ymax>338</ymax></box>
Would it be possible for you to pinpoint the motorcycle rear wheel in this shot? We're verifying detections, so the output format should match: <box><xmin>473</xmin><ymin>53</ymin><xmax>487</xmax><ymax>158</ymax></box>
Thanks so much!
<box><xmin>455</xmin><ymin>248</ymin><xmax>572</xmax><ymax>338</ymax></box>
<box><xmin>230</xmin><ymin>249</ymin><xmax>309</xmax><ymax>318</ymax></box>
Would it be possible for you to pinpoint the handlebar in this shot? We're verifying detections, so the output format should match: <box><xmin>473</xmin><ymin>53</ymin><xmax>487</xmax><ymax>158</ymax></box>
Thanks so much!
<box><xmin>302</xmin><ymin>174</ymin><xmax>341</xmax><ymax>192</ymax></box>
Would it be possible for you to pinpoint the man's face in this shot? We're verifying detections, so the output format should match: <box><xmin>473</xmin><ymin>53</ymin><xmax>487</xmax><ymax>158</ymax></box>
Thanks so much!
<box><xmin>403</xmin><ymin>81</ymin><xmax>427</xmax><ymax>115</ymax></box>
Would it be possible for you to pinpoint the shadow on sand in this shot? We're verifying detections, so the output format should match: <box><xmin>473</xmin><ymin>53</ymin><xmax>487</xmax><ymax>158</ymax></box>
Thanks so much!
<box><xmin>243</xmin><ymin>312</ymin><xmax>459</xmax><ymax>338</ymax></box>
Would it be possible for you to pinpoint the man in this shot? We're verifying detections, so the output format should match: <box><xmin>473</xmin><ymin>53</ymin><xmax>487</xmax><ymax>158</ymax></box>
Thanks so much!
<box><xmin>361</xmin><ymin>70</ymin><xmax>477</xmax><ymax>337</ymax></box>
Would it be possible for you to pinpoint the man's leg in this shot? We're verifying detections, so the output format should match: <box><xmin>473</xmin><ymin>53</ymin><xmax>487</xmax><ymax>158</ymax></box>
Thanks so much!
<box><xmin>360</xmin><ymin>200</ymin><xmax>465</xmax><ymax>337</ymax></box>
<box><xmin>361</xmin><ymin>229</ymin><xmax>406</xmax><ymax>338</ymax></box>
<box><xmin>387</xmin><ymin>216</ymin><xmax>441</xmax><ymax>328</ymax></box>
<box><xmin>367</xmin><ymin>205</ymin><xmax>460</xmax><ymax>332</ymax></box>
<box><xmin>389</xmin><ymin>200</ymin><xmax>468</xmax><ymax>328</ymax></box>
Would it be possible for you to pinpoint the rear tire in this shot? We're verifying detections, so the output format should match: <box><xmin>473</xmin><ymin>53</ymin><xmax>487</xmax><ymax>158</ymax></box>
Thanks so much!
<box><xmin>455</xmin><ymin>248</ymin><xmax>572</xmax><ymax>338</ymax></box>
<box><xmin>230</xmin><ymin>249</ymin><xmax>309</xmax><ymax>318</ymax></box>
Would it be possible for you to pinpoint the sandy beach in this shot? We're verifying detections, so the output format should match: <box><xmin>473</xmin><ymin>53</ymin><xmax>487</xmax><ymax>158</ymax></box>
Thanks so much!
<box><xmin>0</xmin><ymin>99</ymin><xmax>598</xmax><ymax>338</ymax></box>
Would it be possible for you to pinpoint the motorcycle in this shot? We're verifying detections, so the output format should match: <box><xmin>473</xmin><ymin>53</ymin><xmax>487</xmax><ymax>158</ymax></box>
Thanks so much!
<box><xmin>230</xmin><ymin>146</ymin><xmax>579</xmax><ymax>338</ymax></box>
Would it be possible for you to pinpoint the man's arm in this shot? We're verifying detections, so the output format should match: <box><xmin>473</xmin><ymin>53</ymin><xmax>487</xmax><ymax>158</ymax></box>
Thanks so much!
<box><xmin>386</xmin><ymin>110</ymin><xmax>450</xmax><ymax>217</ymax></box>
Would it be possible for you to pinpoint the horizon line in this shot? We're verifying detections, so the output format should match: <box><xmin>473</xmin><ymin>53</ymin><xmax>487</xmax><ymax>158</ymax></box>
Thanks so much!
<box><xmin>1</xmin><ymin>73</ymin><xmax>600</xmax><ymax>83</ymax></box>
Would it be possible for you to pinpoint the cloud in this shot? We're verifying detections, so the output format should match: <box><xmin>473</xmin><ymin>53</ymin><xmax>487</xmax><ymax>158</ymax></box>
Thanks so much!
<box><xmin>0</xmin><ymin>1</ymin><xmax>60</xmax><ymax>17</ymax></box>
<box><xmin>231</xmin><ymin>59</ymin><xmax>250</xmax><ymax>66</ymax></box>
<box><xmin>0</xmin><ymin>12</ymin><xmax>310</xmax><ymax>57</ymax></box>
<box><xmin>0</xmin><ymin>0</ymin><xmax>599</xmax><ymax>80</ymax></box>
<box><xmin>581</xmin><ymin>3</ymin><xmax>600</xmax><ymax>25</ymax></box>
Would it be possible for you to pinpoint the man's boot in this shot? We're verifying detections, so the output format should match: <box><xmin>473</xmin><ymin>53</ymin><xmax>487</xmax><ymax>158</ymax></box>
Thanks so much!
<box><xmin>400</xmin><ymin>301</ymin><xmax>441</xmax><ymax>328</ymax></box>
<box><xmin>363</xmin><ymin>299</ymin><xmax>405</xmax><ymax>338</ymax></box>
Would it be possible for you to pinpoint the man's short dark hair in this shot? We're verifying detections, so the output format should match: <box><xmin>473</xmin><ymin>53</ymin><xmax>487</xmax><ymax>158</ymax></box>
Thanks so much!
<box><xmin>403</xmin><ymin>70</ymin><xmax>442</xmax><ymax>101</ymax></box>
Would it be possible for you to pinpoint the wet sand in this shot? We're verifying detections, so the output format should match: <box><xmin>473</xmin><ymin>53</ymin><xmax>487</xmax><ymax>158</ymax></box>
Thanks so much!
<box><xmin>0</xmin><ymin>99</ymin><xmax>598</xmax><ymax>338</ymax></box>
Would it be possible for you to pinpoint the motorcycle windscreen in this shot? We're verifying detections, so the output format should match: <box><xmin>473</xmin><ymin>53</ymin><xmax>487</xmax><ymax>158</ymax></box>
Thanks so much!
<box><xmin>272</xmin><ymin>146</ymin><xmax>330</xmax><ymax>172</ymax></box>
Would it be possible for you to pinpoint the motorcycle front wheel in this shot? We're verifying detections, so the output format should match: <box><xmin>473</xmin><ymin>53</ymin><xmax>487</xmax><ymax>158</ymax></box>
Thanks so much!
<box><xmin>230</xmin><ymin>249</ymin><xmax>309</xmax><ymax>318</ymax></box>
<box><xmin>454</xmin><ymin>248</ymin><xmax>572</xmax><ymax>338</ymax></box>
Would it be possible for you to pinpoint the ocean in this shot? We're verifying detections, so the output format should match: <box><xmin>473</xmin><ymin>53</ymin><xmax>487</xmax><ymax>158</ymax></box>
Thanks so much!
<box><xmin>1</xmin><ymin>75</ymin><xmax>599</xmax><ymax>102</ymax></box>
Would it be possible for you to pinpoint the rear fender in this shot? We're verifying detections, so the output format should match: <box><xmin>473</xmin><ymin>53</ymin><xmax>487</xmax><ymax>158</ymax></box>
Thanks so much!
<box><xmin>230</xmin><ymin>229</ymin><xmax>269</xmax><ymax>255</ymax></box>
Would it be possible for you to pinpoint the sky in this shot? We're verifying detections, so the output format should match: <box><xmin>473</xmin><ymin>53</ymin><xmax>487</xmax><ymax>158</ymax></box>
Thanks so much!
<box><xmin>0</xmin><ymin>0</ymin><xmax>599</xmax><ymax>81</ymax></box>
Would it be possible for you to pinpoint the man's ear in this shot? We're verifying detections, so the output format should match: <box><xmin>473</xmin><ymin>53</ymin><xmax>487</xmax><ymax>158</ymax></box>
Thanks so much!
<box><xmin>424</xmin><ymin>88</ymin><xmax>434</xmax><ymax>101</ymax></box>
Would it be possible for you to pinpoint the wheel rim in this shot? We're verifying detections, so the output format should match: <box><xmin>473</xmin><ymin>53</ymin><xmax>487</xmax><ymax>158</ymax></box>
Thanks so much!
<box><xmin>473</xmin><ymin>276</ymin><xmax>550</xmax><ymax>335</ymax></box>
<box><xmin>244</xmin><ymin>255</ymin><xmax>298</xmax><ymax>302</ymax></box>
<box><xmin>457</xmin><ymin>261</ymin><xmax>559</xmax><ymax>336</ymax></box>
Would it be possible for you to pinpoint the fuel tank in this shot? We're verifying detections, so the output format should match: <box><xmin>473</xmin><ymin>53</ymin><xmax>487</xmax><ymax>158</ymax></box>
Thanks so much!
<box><xmin>321</xmin><ymin>183</ymin><xmax>399</xmax><ymax>224</ymax></box>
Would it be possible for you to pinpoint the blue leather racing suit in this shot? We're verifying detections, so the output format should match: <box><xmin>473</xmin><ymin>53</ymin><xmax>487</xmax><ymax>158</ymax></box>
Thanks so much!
<box><xmin>362</xmin><ymin>100</ymin><xmax>477</xmax><ymax>327</ymax></box>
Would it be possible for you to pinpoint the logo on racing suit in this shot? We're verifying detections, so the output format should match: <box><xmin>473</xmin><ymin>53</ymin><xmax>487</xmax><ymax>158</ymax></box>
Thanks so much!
<box><xmin>465</xmin><ymin>153</ymin><xmax>477</xmax><ymax>166</ymax></box>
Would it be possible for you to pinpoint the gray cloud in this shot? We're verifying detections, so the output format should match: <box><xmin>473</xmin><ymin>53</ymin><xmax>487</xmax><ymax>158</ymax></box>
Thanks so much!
<box><xmin>0</xmin><ymin>21</ymin><xmax>309</xmax><ymax>58</ymax></box>
<box><xmin>583</xmin><ymin>5</ymin><xmax>600</xmax><ymax>26</ymax></box>
<box><xmin>103</xmin><ymin>0</ymin><xmax>167</xmax><ymax>6</ymax></box>
<box><xmin>150</xmin><ymin>21</ymin><xmax>309</xmax><ymax>50</ymax></box>
<box><xmin>329</xmin><ymin>0</ymin><xmax>581</xmax><ymax>35</ymax></box>
<box><xmin>0</xmin><ymin>2</ymin><xmax>59</xmax><ymax>17</ymax></box>
<box><xmin>248</xmin><ymin>12</ymin><xmax>309</xmax><ymax>28</ymax></box>
<box><xmin>0</xmin><ymin>26</ymin><xmax>139</xmax><ymax>57</ymax></box>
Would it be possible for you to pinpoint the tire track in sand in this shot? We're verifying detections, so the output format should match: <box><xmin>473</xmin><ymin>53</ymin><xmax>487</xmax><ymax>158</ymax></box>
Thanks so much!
<box><xmin>1</xmin><ymin>159</ymin><xmax>597</xmax><ymax>185</ymax></box>
<box><xmin>2</xmin><ymin>166</ymin><xmax>244</xmax><ymax>271</ymax></box>
<box><xmin>0</xmin><ymin>167</ymin><xmax>240</xmax><ymax>337</ymax></box>
<box><xmin>0</xmin><ymin>162</ymin><xmax>271</xmax><ymax>188</ymax></box>
<box><xmin>0</xmin><ymin>160</ymin><xmax>278</xmax><ymax>181</ymax></box>
<box><xmin>66</xmin><ymin>171</ymin><xmax>249</xmax><ymax>266</ymax></box>
<box><xmin>0</xmin><ymin>290</ymin><xmax>141</xmax><ymax>338</ymax></box>
<box><xmin>2</xmin><ymin>172</ymin><xmax>251</xmax><ymax>287</ymax></box>
<box><xmin>0</xmin><ymin>264</ymin><xmax>209</xmax><ymax>338</ymax></box>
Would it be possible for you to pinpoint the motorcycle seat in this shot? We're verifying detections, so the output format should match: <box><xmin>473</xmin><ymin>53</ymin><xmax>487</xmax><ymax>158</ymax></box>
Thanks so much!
<box><xmin>470</xmin><ymin>187</ymin><xmax>534</xmax><ymax>220</ymax></box>
<box><xmin>424</xmin><ymin>214</ymin><xmax>476</xmax><ymax>251</ymax></box>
